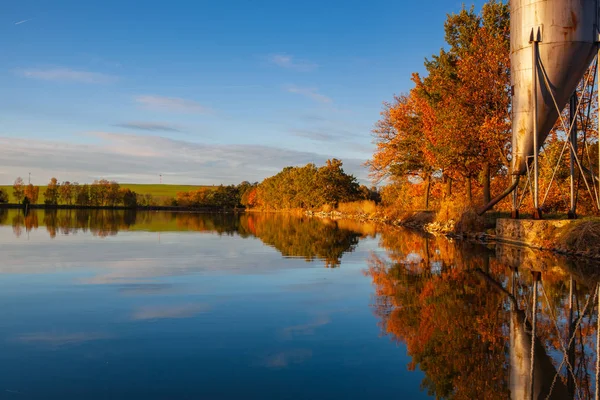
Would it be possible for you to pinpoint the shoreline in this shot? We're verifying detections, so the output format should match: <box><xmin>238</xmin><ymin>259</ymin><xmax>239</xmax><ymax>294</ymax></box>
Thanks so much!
<box><xmin>304</xmin><ymin>209</ymin><xmax>600</xmax><ymax>261</ymax></box>
<box><xmin>0</xmin><ymin>203</ymin><xmax>245</xmax><ymax>213</ymax></box>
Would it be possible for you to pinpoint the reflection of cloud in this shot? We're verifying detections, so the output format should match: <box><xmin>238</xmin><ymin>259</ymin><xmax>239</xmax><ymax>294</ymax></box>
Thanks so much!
<box><xmin>268</xmin><ymin>54</ymin><xmax>317</xmax><ymax>72</ymax></box>
<box><xmin>285</xmin><ymin>85</ymin><xmax>332</xmax><ymax>104</ymax></box>
<box><xmin>132</xmin><ymin>303</ymin><xmax>209</xmax><ymax>320</ymax></box>
<box><xmin>280</xmin><ymin>316</ymin><xmax>330</xmax><ymax>339</ymax></box>
<box><xmin>135</xmin><ymin>95</ymin><xmax>211</xmax><ymax>114</ymax></box>
<box><xmin>15</xmin><ymin>67</ymin><xmax>117</xmax><ymax>84</ymax></box>
<box><xmin>15</xmin><ymin>332</ymin><xmax>112</xmax><ymax>348</ymax></box>
<box><xmin>114</xmin><ymin>122</ymin><xmax>182</xmax><ymax>133</ymax></box>
<box><xmin>118</xmin><ymin>283</ymin><xmax>175</xmax><ymax>295</ymax></box>
<box><xmin>263</xmin><ymin>349</ymin><xmax>313</xmax><ymax>368</ymax></box>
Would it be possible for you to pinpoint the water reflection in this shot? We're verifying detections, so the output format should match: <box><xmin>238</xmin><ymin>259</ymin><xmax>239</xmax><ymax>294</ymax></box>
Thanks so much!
<box><xmin>1</xmin><ymin>209</ymin><xmax>369</xmax><ymax>268</ymax></box>
<box><xmin>367</xmin><ymin>226</ymin><xmax>600</xmax><ymax>399</ymax></box>
<box><xmin>4</xmin><ymin>209</ymin><xmax>600</xmax><ymax>398</ymax></box>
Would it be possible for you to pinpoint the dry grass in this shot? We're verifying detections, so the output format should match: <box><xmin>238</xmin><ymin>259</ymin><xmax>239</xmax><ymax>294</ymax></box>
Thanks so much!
<box><xmin>320</xmin><ymin>204</ymin><xmax>334</xmax><ymax>213</ymax></box>
<box><xmin>400</xmin><ymin>210</ymin><xmax>435</xmax><ymax>226</ymax></box>
<box><xmin>336</xmin><ymin>200</ymin><xmax>377</xmax><ymax>215</ymax></box>
<box><xmin>556</xmin><ymin>219</ymin><xmax>600</xmax><ymax>256</ymax></box>
<box><xmin>436</xmin><ymin>197</ymin><xmax>485</xmax><ymax>233</ymax></box>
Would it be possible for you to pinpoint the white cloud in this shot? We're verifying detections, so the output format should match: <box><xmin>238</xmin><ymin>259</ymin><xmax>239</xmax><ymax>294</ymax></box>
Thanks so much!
<box><xmin>15</xmin><ymin>67</ymin><xmax>117</xmax><ymax>84</ymax></box>
<box><xmin>268</xmin><ymin>54</ymin><xmax>317</xmax><ymax>72</ymax></box>
<box><xmin>0</xmin><ymin>133</ymin><xmax>368</xmax><ymax>185</ymax></box>
<box><xmin>135</xmin><ymin>95</ymin><xmax>211</xmax><ymax>114</ymax></box>
<box><xmin>286</xmin><ymin>85</ymin><xmax>332</xmax><ymax>104</ymax></box>
<box><xmin>15</xmin><ymin>19</ymin><xmax>32</xmax><ymax>25</ymax></box>
<box><xmin>114</xmin><ymin>122</ymin><xmax>182</xmax><ymax>132</ymax></box>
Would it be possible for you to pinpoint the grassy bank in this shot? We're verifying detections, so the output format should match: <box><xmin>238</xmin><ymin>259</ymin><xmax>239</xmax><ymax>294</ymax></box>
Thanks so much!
<box><xmin>0</xmin><ymin>184</ymin><xmax>215</xmax><ymax>204</ymax></box>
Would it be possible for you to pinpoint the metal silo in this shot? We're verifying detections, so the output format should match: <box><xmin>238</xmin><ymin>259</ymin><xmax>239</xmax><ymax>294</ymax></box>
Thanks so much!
<box><xmin>512</xmin><ymin>0</ymin><xmax>599</xmax><ymax>217</ymax></box>
<box><xmin>480</xmin><ymin>0</ymin><xmax>600</xmax><ymax>217</ymax></box>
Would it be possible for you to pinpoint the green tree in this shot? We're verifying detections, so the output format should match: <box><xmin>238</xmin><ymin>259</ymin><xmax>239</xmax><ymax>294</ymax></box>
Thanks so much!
<box><xmin>317</xmin><ymin>159</ymin><xmax>360</xmax><ymax>206</ymax></box>
<box><xmin>121</xmin><ymin>189</ymin><xmax>138</xmax><ymax>208</ymax></box>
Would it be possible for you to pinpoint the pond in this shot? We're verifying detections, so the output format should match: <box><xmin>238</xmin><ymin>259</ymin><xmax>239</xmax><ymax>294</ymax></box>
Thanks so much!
<box><xmin>0</xmin><ymin>209</ymin><xmax>598</xmax><ymax>399</ymax></box>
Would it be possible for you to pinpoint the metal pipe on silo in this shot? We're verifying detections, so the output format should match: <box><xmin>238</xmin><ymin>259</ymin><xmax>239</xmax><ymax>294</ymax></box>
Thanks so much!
<box><xmin>569</xmin><ymin>94</ymin><xmax>578</xmax><ymax>219</ymax></box>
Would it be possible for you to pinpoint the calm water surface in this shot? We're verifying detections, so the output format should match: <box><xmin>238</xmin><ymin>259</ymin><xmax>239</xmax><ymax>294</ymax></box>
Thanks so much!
<box><xmin>0</xmin><ymin>209</ymin><xmax>599</xmax><ymax>399</ymax></box>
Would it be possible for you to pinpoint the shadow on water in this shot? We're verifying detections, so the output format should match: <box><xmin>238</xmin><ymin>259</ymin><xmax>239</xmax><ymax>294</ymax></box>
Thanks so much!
<box><xmin>1</xmin><ymin>209</ymin><xmax>369</xmax><ymax>268</ymax></box>
<box><xmin>367</xmin><ymin>226</ymin><xmax>600</xmax><ymax>400</ymax></box>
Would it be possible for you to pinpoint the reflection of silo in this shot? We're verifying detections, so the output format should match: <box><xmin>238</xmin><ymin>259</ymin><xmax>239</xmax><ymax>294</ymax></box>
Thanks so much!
<box><xmin>511</xmin><ymin>0</ymin><xmax>599</xmax><ymax>176</ymax></box>
<box><xmin>509</xmin><ymin>309</ymin><xmax>570</xmax><ymax>400</ymax></box>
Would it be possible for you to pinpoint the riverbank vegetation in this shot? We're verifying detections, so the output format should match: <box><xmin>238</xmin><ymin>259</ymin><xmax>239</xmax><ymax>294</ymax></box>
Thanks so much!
<box><xmin>368</xmin><ymin>0</ymin><xmax>599</xmax><ymax>227</ymax></box>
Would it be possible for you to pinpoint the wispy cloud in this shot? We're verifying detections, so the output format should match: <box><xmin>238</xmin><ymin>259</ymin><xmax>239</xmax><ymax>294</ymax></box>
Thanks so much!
<box><xmin>15</xmin><ymin>67</ymin><xmax>117</xmax><ymax>84</ymax></box>
<box><xmin>262</xmin><ymin>349</ymin><xmax>313</xmax><ymax>368</ymax></box>
<box><xmin>15</xmin><ymin>332</ymin><xmax>112</xmax><ymax>348</ymax></box>
<box><xmin>114</xmin><ymin>122</ymin><xmax>182</xmax><ymax>133</ymax></box>
<box><xmin>268</xmin><ymin>54</ymin><xmax>317</xmax><ymax>72</ymax></box>
<box><xmin>280</xmin><ymin>315</ymin><xmax>330</xmax><ymax>339</ymax></box>
<box><xmin>0</xmin><ymin>133</ymin><xmax>369</xmax><ymax>185</ymax></box>
<box><xmin>285</xmin><ymin>85</ymin><xmax>332</xmax><ymax>104</ymax></box>
<box><xmin>135</xmin><ymin>95</ymin><xmax>212</xmax><ymax>114</ymax></box>
<box><xmin>132</xmin><ymin>303</ymin><xmax>209</xmax><ymax>320</ymax></box>
<box><xmin>15</xmin><ymin>19</ymin><xmax>32</xmax><ymax>25</ymax></box>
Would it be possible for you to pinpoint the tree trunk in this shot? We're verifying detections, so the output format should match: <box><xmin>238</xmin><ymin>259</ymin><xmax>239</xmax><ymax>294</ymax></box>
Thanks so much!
<box><xmin>424</xmin><ymin>174</ymin><xmax>431</xmax><ymax>210</ymax></box>
<box><xmin>483</xmin><ymin>162</ymin><xmax>491</xmax><ymax>205</ymax></box>
<box><xmin>445</xmin><ymin>176</ymin><xmax>453</xmax><ymax>198</ymax></box>
<box><xmin>466</xmin><ymin>176</ymin><xmax>473</xmax><ymax>204</ymax></box>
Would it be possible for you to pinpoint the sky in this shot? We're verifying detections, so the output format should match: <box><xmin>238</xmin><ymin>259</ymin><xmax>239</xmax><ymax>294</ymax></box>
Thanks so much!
<box><xmin>1</xmin><ymin>0</ymin><xmax>488</xmax><ymax>186</ymax></box>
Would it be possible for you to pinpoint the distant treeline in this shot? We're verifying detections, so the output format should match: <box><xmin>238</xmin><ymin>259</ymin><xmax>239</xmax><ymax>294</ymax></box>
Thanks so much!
<box><xmin>170</xmin><ymin>159</ymin><xmax>378</xmax><ymax>211</ymax></box>
<box><xmin>1</xmin><ymin>178</ymin><xmax>139</xmax><ymax>208</ymax></box>
<box><xmin>1</xmin><ymin>159</ymin><xmax>378</xmax><ymax>211</ymax></box>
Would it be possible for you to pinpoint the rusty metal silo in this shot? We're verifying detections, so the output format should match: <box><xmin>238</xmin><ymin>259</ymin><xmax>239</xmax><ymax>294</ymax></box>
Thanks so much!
<box><xmin>480</xmin><ymin>0</ymin><xmax>600</xmax><ymax>217</ymax></box>
<box><xmin>511</xmin><ymin>0</ymin><xmax>599</xmax><ymax>216</ymax></box>
<box><xmin>512</xmin><ymin>0</ymin><xmax>598</xmax><ymax>175</ymax></box>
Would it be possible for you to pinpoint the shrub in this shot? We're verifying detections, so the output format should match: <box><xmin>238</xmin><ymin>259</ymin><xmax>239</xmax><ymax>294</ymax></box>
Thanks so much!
<box><xmin>337</xmin><ymin>200</ymin><xmax>377</xmax><ymax>215</ymax></box>
<box><xmin>436</xmin><ymin>196</ymin><xmax>485</xmax><ymax>233</ymax></box>
<box><xmin>556</xmin><ymin>219</ymin><xmax>600</xmax><ymax>256</ymax></box>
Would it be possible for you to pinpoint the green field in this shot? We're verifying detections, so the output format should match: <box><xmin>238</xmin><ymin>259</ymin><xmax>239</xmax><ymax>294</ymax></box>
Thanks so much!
<box><xmin>0</xmin><ymin>184</ymin><xmax>215</xmax><ymax>204</ymax></box>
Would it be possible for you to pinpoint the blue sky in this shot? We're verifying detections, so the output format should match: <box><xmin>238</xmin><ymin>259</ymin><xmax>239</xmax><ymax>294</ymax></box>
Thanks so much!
<box><xmin>1</xmin><ymin>0</ymin><xmax>488</xmax><ymax>185</ymax></box>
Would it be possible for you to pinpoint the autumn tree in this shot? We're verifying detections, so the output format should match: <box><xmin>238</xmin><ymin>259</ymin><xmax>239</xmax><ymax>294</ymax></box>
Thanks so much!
<box><xmin>43</xmin><ymin>177</ymin><xmax>60</xmax><ymax>205</ymax></box>
<box><xmin>13</xmin><ymin>177</ymin><xmax>25</xmax><ymax>203</ymax></box>
<box><xmin>0</xmin><ymin>189</ymin><xmax>8</xmax><ymax>204</ymax></box>
<box><xmin>74</xmin><ymin>183</ymin><xmax>90</xmax><ymax>206</ymax></box>
<box><xmin>368</xmin><ymin>93</ymin><xmax>436</xmax><ymax>209</ymax></box>
<box><xmin>24</xmin><ymin>184</ymin><xmax>40</xmax><ymax>204</ymax></box>
<box><xmin>59</xmin><ymin>182</ymin><xmax>75</xmax><ymax>205</ymax></box>
<box><xmin>413</xmin><ymin>0</ymin><xmax>510</xmax><ymax>204</ymax></box>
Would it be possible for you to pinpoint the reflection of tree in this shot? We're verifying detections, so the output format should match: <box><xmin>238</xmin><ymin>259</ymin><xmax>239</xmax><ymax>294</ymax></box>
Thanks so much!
<box><xmin>0</xmin><ymin>209</ymin><xmax>7</xmax><ymax>225</ymax></box>
<box><xmin>240</xmin><ymin>213</ymin><xmax>361</xmax><ymax>268</ymax></box>
<box><xmin>2</xmin><ymin>210</ymin><xmax>361</xmax><ymax>267</ymax></box>
<box><xmin>367</xmin><ymin>251</ymin><xmax>509</xmax><ymax>398</ymax></box>
<box><xmin>367</xmin><ymin>227</ymin><xmax>599</xmax><ymax>399</ymax></box>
